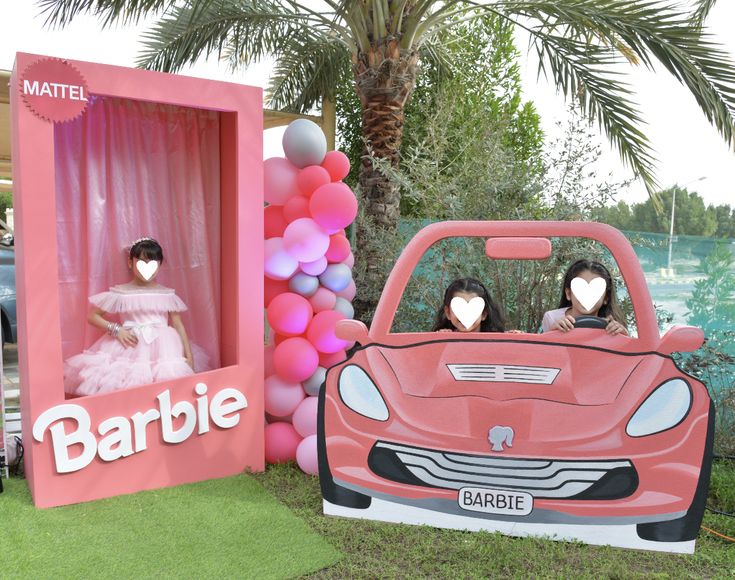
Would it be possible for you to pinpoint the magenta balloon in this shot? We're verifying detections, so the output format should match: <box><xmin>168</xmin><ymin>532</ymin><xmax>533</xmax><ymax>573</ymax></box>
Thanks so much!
<box><xmin>264</xmin><ymin>237</ymin><xmax>299</xmax><ymax>280</ymax></box>
<box><xmin>283</xmin><ymin>195</ymin><xmax>311</xmax><ymax>223</ymax></box>
<box><xmin>265</xmin><ymin>374</ymin><xmax>306</xmax><ymax>417</ymax></box>
<box><xmin>309</xmin><ymin>286</ymin><xmax>337</xmax><ymax>312</ymax></box>
<box><xmin>300</xmin><ymin>256</ymin><xmax>328</xmax><ymax>276</ymax></box>
<box><xmin>321</xmin><ymin>150</ymin><xmax>351</xmax><ymax>182</ymax></box>
<box><xmin>264</xmin><ymin>157</ymin><xmax>299</xmax><ymax>206</ymax></box>
<box><xmin>307</xmin><ymin>310</ymin><xmax>349</xmax><ymax>354</ymax></box>
<box><xmin>297</xmin><ymin>165</ymin><xmax>331</xmax><ymax>196</ymax></box>
<box><xmin>336</xmin><ymin>278</ymin><xmax>357</xmax><ymax>301</ymax></box>
<box><xmin>265</xmin><ymin>422</ymin><xmax>302</xmax><ymax>464</ymax></box>
<box><xmin>292</xmin><ymin>395</ymin><xmax>319</xmax><ymax>438</ymax></box>
<box><xmin>264</xmin><ymin>205</ymin><xmax>288</xmax><ymax>239</ymax></box>
<box><xmin>282</xmin><ymin>217</ymin><xmax>330</xmax><ymax>263</ymax></box>
<box><xmin>296</xmin><ymin>434</ymin><xmax>319</xmax><ymax>475</ymax></box>
<box><xmin>267</xmin><ymin>292</ymin><xmax>313</xmax><ymax>336</ymax></box>
<box><xmin>274</xmin><ymin>337</ymin><xmax>319</xmax><ymax>383</ymax></box>
<box><xmin>309</xmin><ymin>182</ymin><xmax>358</xmax><ymax>232</ymax></box>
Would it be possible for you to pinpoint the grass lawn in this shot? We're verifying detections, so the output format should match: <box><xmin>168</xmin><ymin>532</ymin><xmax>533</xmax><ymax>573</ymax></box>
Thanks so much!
<box><xmin>1</xmin><ymin>473</ymin><xmax>340</xmax><ymax>579</ymax></box>
<box><xmin>253</xmin><ymin>460</ymin><xmax>735</xmax><ymax>578</ymax></box>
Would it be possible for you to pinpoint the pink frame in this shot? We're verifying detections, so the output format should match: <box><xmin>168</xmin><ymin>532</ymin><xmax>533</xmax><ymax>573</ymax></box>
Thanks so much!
<box><xmin>11</xmin><ymin>53</ymin><xmax>264</xmax><ymax>507</ymax></box>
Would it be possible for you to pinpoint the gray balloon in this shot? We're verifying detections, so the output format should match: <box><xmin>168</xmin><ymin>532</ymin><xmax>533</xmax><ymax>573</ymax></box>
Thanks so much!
<box><xmin>303</xmin><ymin>366</ymin><xmax>327</xmax><ymax>396</ymax></box>
<box><xmin>334</xmin><ymin>297</ymin><xmax>354</xmax><ymax>319</ymax></box>
<box><xmin>288</xmin><ymin>272</ymin><xmax>319</xmax><ymax>297</ymax></box>
<box><xmin>319</xmin><ymin>263</ymin><xmax>352</xmax><ymax>292</ymax></box>
<box><xmin>282</xmin><ymin>119</ymin><xmax>327</xmax><ymax>168</ymax></box>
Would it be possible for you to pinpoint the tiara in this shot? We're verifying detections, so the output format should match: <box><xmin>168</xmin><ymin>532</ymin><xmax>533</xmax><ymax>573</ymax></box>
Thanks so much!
<box><xmin>131</xmin><ymin>236</ymin><xmax>155</xmax><ymax>246</ymax></box>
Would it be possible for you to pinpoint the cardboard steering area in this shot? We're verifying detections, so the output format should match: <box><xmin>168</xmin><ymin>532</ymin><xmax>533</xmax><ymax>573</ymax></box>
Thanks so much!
<box><xmin>11</xmin><ymin>53</ymin><xmax>264</xmax><ymax>508</ymax></box>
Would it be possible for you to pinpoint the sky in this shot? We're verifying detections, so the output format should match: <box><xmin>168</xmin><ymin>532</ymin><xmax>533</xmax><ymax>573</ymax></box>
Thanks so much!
<box><xmin>2</xmin><ymin>1</ymin><xmax>735</xmax><ymax>207</ymax></box>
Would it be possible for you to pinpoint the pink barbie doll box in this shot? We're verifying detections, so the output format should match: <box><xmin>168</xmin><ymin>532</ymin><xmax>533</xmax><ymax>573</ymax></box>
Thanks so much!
<box><xmin>11</xmin><ymin>53</ymin><xmax>264</xmax><ymax>507</ymax></box>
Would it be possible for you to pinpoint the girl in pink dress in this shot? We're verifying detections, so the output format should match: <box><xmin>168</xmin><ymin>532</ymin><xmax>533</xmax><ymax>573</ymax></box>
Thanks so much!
<box><xmin>64</xmin><ymin>238</ymin><xmax>205</xmax><ymax>396</ymax></box>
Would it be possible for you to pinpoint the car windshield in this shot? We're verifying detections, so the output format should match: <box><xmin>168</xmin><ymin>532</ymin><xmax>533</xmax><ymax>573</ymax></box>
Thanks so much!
<box><xmin>390</xmin><ymin>236</ymin><xmax>638</xmax><ymax>336</ymax></box>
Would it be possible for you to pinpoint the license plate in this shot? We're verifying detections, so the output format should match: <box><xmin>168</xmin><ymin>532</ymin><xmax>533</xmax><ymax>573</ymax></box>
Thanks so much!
<box><xmin>458</xmin><ymin>487</ymin><xmax>533</xmax><ymax>516</ymax></box>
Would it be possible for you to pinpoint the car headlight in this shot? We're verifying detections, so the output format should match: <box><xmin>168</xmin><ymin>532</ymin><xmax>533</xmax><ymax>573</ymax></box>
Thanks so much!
<box><xmin>626</xmin><ymin>378</ymin><xmax>692</xmax><ymax>437</ymax></box>
<box><xmin>338</xmin><ymin>365</ymin><xmax>389</xmax><ymax>421</ymax></box>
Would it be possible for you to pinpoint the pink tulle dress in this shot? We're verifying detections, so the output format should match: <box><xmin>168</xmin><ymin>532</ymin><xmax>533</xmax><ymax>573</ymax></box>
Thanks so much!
<box><xmin>64</xmin><ymin>283</ymin><xmax>207</xmax><ymax>396</ymax></box>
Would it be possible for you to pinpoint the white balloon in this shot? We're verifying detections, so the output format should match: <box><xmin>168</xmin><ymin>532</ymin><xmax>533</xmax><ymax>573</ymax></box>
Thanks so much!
<box><xmin>289</xmin><ymin>272</ymin><xmax>320</xmax><ymax>297</ymax></box>
<box><xmin>303</xmin><ymin>366</ymin><xmax>327</xmax><ymax>396</ymax></box>
<box><xmin>282</xmin><ymin>119</ymin><xmax>327</xmax><ymax>168</ymax></box>
<box><xmin>334</xmin><ymin>297</ymin><xmax>354</xmax><ymax>319</ymax></box>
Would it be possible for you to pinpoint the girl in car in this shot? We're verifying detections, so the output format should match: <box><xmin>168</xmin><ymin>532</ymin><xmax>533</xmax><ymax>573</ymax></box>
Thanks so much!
<box><xmin>542</xmin><ymin>259</ymin><xmax>627</xmax><ymax>335</ymax></box>
<box><xmin>433</xmin><ymin>277</ymin><xmax>509</xmax><ymax>332</ymax></box>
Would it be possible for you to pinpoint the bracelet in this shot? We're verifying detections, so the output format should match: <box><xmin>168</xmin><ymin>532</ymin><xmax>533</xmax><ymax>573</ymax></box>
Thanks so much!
<box><xmin>106</xmin><ymin>322</ymin><xmax>121</xmax><ymax>337</ymax></box>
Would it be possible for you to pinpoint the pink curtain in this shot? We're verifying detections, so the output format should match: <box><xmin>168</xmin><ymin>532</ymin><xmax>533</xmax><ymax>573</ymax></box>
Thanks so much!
<box><xmin>54</xmin><ymin>96</ymin><xmax>221</xmax><ymax>380</ymax></box>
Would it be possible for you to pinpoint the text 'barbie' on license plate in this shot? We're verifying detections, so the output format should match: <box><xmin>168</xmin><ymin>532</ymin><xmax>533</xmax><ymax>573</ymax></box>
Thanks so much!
<box><xmin>458</xmin><ymin>487</ymin><xmax>533</xmax><ymax>516</ymax></box>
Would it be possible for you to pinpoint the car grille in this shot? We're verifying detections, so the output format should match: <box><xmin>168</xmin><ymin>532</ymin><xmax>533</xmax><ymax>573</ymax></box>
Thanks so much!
<box><xmin>446</xmin><ymin>364</ymin><xmax>560</xmax><ymax>384</ymax></box>
<box><xmin>368</xmin><ymin>441</ymin><xmax>638</xmax><ymax>500</ymax></box>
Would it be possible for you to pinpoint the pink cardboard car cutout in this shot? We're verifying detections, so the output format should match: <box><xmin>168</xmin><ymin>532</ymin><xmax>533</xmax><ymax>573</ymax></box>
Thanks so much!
<box><xmin>319</xmin><ymin>221</ymin><xmax>712</xmax><ymax>554</ymax></box>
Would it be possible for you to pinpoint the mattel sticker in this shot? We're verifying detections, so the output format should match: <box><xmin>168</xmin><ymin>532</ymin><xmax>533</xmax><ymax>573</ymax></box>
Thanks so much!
<box><xmin>21</xmin><ymin>57</ymin><xmax>89</xmax><ymax>123</ymax></box>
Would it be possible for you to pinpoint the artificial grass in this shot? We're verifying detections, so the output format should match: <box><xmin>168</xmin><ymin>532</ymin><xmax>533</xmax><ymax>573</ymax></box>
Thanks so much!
<box><xmin>254</xmin><ymin>462</ymin><xmax>735</xmax><ymax>579</ymax></box>
<box><xmin>1</xmin><ymin>474</ymin><xmax>341</xmax><ymax>579</ymax></box>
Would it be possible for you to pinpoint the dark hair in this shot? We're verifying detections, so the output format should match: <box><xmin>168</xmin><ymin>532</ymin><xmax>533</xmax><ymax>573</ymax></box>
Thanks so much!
<box><xmin>558</xmin><ymin>259</ymin><xmax>625</xmax><ymax>324</ymax></box>
<box><xmin>432</xmin><ymin>277</ymin><xmax>507</xmax><ymax>332</ymax></box>
<box><xmin>129</xmin><ymin>238</ymin><xmax>164</xmax><ymax>263</ymax></box>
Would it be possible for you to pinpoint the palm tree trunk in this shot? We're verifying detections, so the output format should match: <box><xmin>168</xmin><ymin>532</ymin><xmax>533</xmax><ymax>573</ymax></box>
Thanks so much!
<box><xmin>352</xmin><ymin>42</ymin><xmax>419</xmax><ymax>323</ymax></box>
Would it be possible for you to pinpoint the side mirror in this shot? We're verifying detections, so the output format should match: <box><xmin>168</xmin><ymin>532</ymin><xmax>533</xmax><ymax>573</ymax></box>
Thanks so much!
<box><xmin>336</xmin><ymin>319</ymin><xmax>370</xmax><ymax>345</ymax></box>
<box><xmin>660</xmin><ymin>325</ymin><xmax>704</xmax><ymax>355</ymax></box>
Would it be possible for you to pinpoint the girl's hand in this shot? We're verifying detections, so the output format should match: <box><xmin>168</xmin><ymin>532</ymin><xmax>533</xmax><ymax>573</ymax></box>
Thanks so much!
<box><xmin>116</xmin><ymin>328</ymin><xmax>138</xmax><ymax>348</ymax></box>
<box><xmin>506</xmin><ymin>329</ymin><xmax>524</xmax><ymax>334</ymax></box>
<box><xmin>551</xmin><ymin>315</ymin><xmax>576</xmax><ymax>333</ymax></box>
<box><xmin>605</xmin><ymin>317</ymin><xmax>628</xmax><ymax>336</ymax></box>
<box><xmin>437</xmin><ymin>328</ymin><xmax>453</xmax><ymax>333</ymax></box>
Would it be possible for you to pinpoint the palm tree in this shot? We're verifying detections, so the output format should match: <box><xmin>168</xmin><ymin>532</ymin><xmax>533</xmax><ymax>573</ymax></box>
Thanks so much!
<box><xmin>41</xmin><ymin>0</ymin><xmax>735</xmax><ymax>315</ymax></box>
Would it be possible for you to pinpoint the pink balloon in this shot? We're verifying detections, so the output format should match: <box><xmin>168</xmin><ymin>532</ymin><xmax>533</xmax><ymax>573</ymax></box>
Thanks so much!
<box><xmin>309</xmin><ymin>286</ymin><xmax>337</xmax><ymax>312</ymax></box>
<box><xmin>300</xmin><ymin>256</ymin><xmax>328</xmax><ymax>276</ymax></box>
<box><xmin>292</xmin><ymin>396</ymin><xmax>319</xmax><ymax>438</ymax></box>
<box><xmin>336</xmin><ymin>278</ymin><xmax>357</xmax><ymax>301</ymax></box>
<box><xmin>267</xmin><ymin>292</ymin><xmax>313</xmax><ymax>336</ymax></box>
<box><xmin>320</xmin><ymin>350</ymin><xmax>347</xmax><ymax>368</ymax></box>
<box><xmin>264</xmin><ymin>343</ymin><xmax>276</xmax><ymax>377</ymax></box>
<box><xmin>283</xmin><ymin>195</ymin><xmax>311</xmax><ymax>223</ymax></box>
<box><xmin>344</xmin><ymin>251</ymin><xmax>355</xmax><ymax>269</ymax></box>
<box><xmin>264</xmin><ymin>277</ymin><xmax>289</xmax><ymax>308</ymax></box>
<box><xmin>265</xmin><ymin>237</ymin><xmax>299</xmax><ymax>280</ymax></box>
<box><xmin>283</xmin><ymin>218</ymin><xmax>330</xmax><ymax>263</ymax></box>
<box><xmin>307</xmin><ymin>310</ymin><xmax>349</xmax><ymax>354</ymax></box>
<box><xmin>264</xmin><ymin>205</ymin><xmax>288</xmax><ymax>239</ymax></box>
<box><xmin>296</xmin><ymin>434</ymin><xmax>319</xmax><ymax>475</ymax></box>
<box><xmin>321</xmin><ymin>150</ymin><xmax>351</xmax><ymax>182</ymax></box>
<box><xmin>309</xmin><ymin>183</ymin><xmax>358</xmax><ymax>232</ymax></box>
<box><xmin>265</xmin><ymin>422</ymin><xmax>302</xmax><ymax>464</ymax></box>
<box><xmin>265</xmin><ymin>375</ymin><xmax>306</xmax><ymax>417</ymax></box>
<box><xmin>325</xmin><ymin>234</ymin><xmax>351</xmax><ymax>263</ymax></box>
<box><xmin>274</xmin><ymin>337</ymin><xmax>319</xmax><ymax>383</ymax></box>
<box><xmin>297</xmin><ymin>165</ymin><xmax>331</xmax><ymax>196</ymax></box>
<box><xmin>264</xmin><ymin>157</ymin><xmax>299</xmax><ymax>206</ymax></box>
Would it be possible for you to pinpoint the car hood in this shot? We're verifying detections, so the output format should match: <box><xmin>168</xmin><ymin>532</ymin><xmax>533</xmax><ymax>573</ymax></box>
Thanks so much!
<box><xmin>374</xmin><ymin>336</ymin><xmax>654</xmax><ymax>406</ymax></box>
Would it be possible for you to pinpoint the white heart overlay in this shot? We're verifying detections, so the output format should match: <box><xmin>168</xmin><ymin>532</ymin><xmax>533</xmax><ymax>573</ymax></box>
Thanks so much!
<box><xmin>136</xmin><ymin>260</ymin><xmax>159</xmax><ymax>281</ymax></box>
<box><xmin>450</xmin><ymin>296</ymin><xmax>485</xmax><ymax>330</ymax></box>
<box><xmin>570</xmin><ymin>277</ymin><xmax>606</xmax><ymax>313</ymax></box>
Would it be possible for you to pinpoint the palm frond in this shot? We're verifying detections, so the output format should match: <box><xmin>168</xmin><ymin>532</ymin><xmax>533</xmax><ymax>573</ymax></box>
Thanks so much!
<box><xmin>38</xmin><ymin>0</ymin><xmax>172</xmax><ymax>28</ymax></box>
<box><xmin>692</xmin><ymin>0</ymin><xmax>717</xmax><ymax>26</ymax></box>
<box><xmin>267</xmin><ymin>32</ymin><xmax>351</xmax><ymax>113</ymax></box>
<box><xmin>136</xmin><ymin>0</ymin><xmax>347</xmax><ymax>72</ymax></box>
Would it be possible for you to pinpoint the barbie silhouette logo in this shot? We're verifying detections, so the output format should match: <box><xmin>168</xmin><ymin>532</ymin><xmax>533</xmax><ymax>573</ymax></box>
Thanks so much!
<box><xmin>570</xmin><ymin>276</ymin><xmax>607</xmax><ymax>313</ymax></box>
<box><xmin>21</xmin><ymin>57</ymin><xmax>89</xmax><ymax>123</ymax></box>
